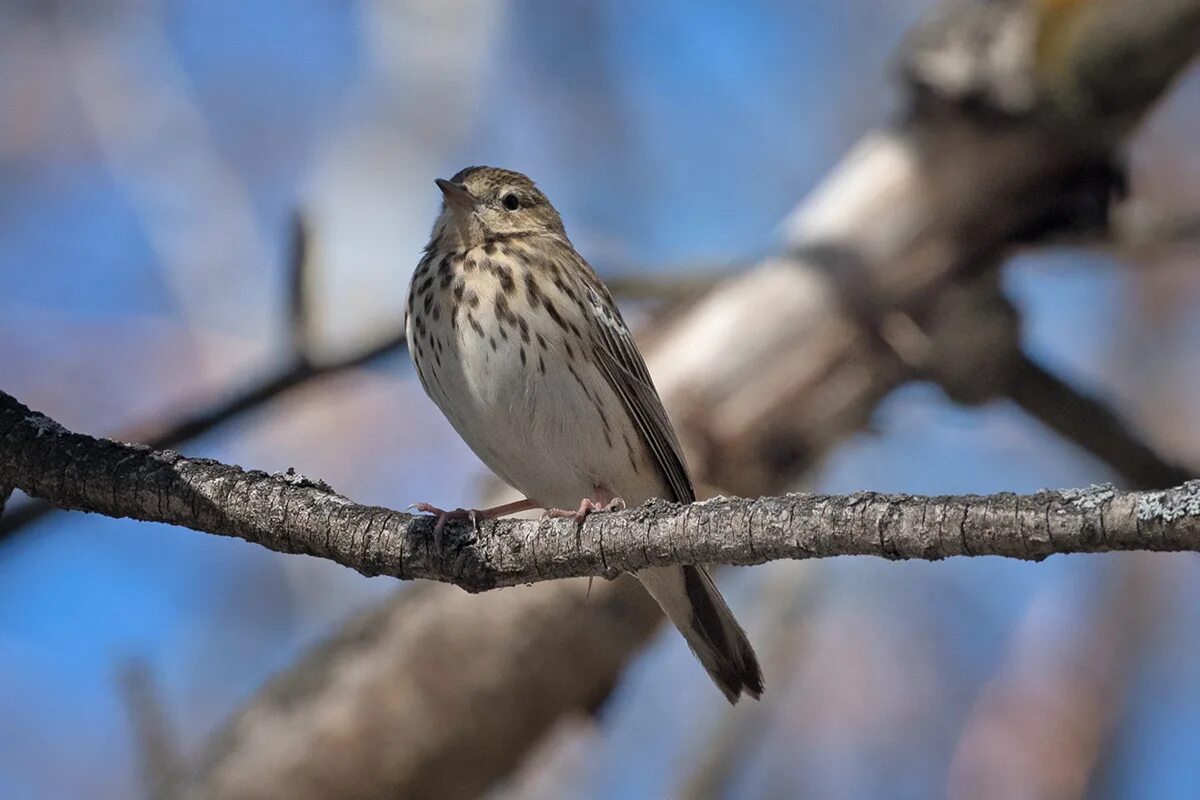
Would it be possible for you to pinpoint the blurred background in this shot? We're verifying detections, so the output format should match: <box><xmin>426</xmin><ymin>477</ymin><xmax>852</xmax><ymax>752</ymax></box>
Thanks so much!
<box><xmin>2</xmin><ymin>1</ymin><xmax>1200</xmax><ymax>798</ymax></box>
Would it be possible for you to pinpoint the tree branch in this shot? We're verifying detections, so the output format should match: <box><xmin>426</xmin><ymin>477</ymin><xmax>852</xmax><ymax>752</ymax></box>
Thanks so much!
<box><xmin>5</xmin><ymin>390</ymin><xmax>1199</xmax><ymax>592</ymax></box>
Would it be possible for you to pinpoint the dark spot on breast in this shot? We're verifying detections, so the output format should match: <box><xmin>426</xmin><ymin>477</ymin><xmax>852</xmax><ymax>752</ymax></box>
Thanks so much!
<box><xmin>568</xmin><ymin>321</ymin><xmax>581</xmax><ymax>338</ymax></box>
<box><xmin>431</xmin><ymin>305</ymin><xmax>440</xmax><ymax>322</ymax></box>
<box><xmin>464</xmin><ymin>258</ymin><xmax>478</xmax><ymax>273</ymax></box>
<box><xmin>536</xmin><ymin>332</ymin><xmax>547</xmax><ymax>350</ymax></box>
<box><xmin>497</xmin><ymin>264</ymin><xmax>515</xmax><ymax>293</ymax></box>
<box><xmin>544</xmin><ymin>301</ymin><xmax>568</xmax><ymax>332</ymax></box>
<box><xmin>418</xmin><ymin>275</ymin><xmax>434</xmax><ymax>295</ymax></box>
<box><xmin>567</xmin><ymin>363</ymin><xmax>588</xmax><ymax>393</ymax></box>
<box><xmin>453</xmin><ymin>280</ymin><xmax>465</xmax><ymax>300</ymax></box>
<box><xmin>423</xmin><ymin>294</ymin><xmax>433</xmax><ymax>314</ymax></box>
<box><xmin>495</xmin><ymin>292</ymin><xmax>516</xmax><ymax>326</ymax></box>
<box><xmin>484</xmin><ymin>242</ymin><xmax>497</xmax><ymax>255</ymax></box>
<box><xmin>520</xmin><ymin>347</ymin><xmax>527</xmax><ymax>367</ymax></box>
<box><xmin>468</xmin><ymin>313</ymin><xmax>485</xmax><ymax>338</ymax></box>
<box><xmin>563</xmin><ymin>339</ymin><xmax>574</xmax><ymax>359</ymax></box>
<box><xmin>538</xmin><ymin>354</ymin><xmax>546</xmax><ymax>375</ymax></box>
<box><xmin>466</xmin><ymin>289</ymin><xmax>480</xmax><ymax>308</ymax></box>
<box><xmin>489</xmin><ymin>336</ymin><xmax>497</xmax><ymax>351</ymax></box>
<box><xmin>518</xmin><ymin>317</ymin><xmax>530</xmax><ymax>343</ymax></box>
<box><xmin>524</xmin><ymin>272</ymin><xmax>543</xmax><ymax>307</ymax></box>
<box><xmin>554</xmin><ymin>277</ymin><xmax>579</xmax><ymax>304</ymax></box>
<box><xmin>440</xmin><ymin>272</ymin><xmax>452</xmax><ymax>289</ymax></box>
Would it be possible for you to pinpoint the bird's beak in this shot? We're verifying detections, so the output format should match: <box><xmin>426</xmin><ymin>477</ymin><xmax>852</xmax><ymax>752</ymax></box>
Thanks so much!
<box><xmin>436</xmin><ymin>178</ymin><xmax>475</xmax><ymax>210</ymax></box>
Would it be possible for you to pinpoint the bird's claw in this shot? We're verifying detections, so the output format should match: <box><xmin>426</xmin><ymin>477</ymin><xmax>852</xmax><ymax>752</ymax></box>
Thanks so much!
<box><xmin>544</xmin><ymin>496</ymin><xmax>626</xmax><ymax>526</ymax></box>
<box><xmin>410</xmin><ymin>502</ymin><xmax>478</xmax><ymax>549</ymax></box>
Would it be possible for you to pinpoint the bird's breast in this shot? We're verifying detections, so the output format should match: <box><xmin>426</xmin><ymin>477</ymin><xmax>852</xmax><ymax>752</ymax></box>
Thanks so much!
<box><xmin>406</xmin><ymin>243</ymin><xmax>660</xmax><ymax>508</ymax></box>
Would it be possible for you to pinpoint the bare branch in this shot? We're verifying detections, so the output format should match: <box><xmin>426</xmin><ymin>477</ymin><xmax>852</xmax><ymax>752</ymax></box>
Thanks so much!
<box><xmin>4</xmin><ymin>390</ymin><xmax>1200</xmax><ymax>592</ymax></box>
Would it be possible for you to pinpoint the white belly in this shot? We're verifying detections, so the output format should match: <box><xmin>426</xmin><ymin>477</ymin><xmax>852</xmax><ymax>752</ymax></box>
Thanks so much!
<box><xmin>408</xmin><ymin>271</ymin><xmax>664</xmax><ymax>509</ymax></box>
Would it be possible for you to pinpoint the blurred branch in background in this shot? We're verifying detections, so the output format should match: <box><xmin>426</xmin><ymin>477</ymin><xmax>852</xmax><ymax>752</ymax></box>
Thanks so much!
<box><xmin>5</xmin><ymin>390</ymin><xmax>1200</xmax><ymax>584</ymax></box>
<box><xmin>1007</xmin><ymin>353</ymin><xmax>1192</xmax><ymax>488</ymax></box>
<box><xmin>947</xmin><ymin>556</ymin><xmax>1160</xmax><ymax>799</ymax></box>
<box><xmin>118</xmin><ymin>659</ymin><xmax>183</xmax><ymax>800</ymax></box>
<box><xmin>173</xmin><ymin>578</ymin><xmax>660</xmax><ymax>800</ymax></box>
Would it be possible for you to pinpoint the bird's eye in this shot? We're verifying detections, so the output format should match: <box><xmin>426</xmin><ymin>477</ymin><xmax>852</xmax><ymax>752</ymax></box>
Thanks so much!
<box><xmin>502</xmin><ymin>193</ymin><xmax>520</xmax><ymax>211</ymax></box>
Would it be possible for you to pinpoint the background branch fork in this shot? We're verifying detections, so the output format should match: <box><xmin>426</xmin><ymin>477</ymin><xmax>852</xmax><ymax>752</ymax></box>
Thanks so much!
<box><xmin>4</xmin><ymin>390</ymin><xmax>1199</xmax><ymax>592</ymax></box>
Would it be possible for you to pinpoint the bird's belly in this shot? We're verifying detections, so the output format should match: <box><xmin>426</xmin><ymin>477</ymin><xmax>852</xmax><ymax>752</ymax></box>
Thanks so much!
<box><xmin>421</xmin><ymin>326</ymin><xmax>662</xmax><ymax>510</ymax></box>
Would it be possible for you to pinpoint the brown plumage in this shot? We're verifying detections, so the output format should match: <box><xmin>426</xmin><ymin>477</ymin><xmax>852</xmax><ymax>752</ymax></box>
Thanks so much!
<box><xmin>406</xmin><ymin>166</ymin><xmax>762</xmax><ymax>703</ymax></box>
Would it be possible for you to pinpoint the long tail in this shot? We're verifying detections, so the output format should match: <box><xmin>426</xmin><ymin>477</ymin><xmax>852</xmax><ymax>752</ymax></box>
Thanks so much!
<box><xmin>637</xmin><ymin>565</ymin><xmax>763</xmax><ymax>703</ymax></box>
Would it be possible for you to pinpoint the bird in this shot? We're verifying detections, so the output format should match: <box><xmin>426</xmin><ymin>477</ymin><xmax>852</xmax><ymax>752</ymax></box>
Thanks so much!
<box><xmin>405</xmin><ymin>165</ymin><xmax>762</xmax><ymax>703</ymax></box>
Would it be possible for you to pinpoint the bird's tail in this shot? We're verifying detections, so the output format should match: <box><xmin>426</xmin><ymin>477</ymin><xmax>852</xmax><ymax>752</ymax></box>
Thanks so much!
<box><xmin>637</xmin><ymin>565</ymin><xmax>763</xmax><ymax>703</ymax></box>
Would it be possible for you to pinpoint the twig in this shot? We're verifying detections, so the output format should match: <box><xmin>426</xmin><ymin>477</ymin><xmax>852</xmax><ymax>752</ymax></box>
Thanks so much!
<box><xmin>286</xmin><ymin>211</ymin><xmax>315</xmax><ymax>365</ymax></box>
<box><xmin>1006</xmin><ymin>353</ymin><xmax>1192</xmax><ymax>489</ymax></box>
<box><xmin>119</xmin><ymin>659</ymin><xmax>182</xmax><ymax>800</ymax></box>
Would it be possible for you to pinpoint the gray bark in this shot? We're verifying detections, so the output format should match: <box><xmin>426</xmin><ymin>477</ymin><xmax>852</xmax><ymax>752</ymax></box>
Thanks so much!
<box><xmin>4</xmin><ymin>391</ymin><xmax>1198</xmax><ymax>592</ymax></box>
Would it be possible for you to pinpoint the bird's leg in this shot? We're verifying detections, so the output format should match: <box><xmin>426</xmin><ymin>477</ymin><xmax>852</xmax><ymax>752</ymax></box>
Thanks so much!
<box><xmin>410</xmin><ymin>497</ymin><xmax>540</xmax><ymax>547</ymax></box>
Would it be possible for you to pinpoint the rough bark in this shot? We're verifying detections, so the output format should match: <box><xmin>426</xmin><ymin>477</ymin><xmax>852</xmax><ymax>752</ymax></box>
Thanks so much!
<box><xmin>5</xmin><ymin>391</ymin><xmax>1200</xmax><ymax>589</ymax></box>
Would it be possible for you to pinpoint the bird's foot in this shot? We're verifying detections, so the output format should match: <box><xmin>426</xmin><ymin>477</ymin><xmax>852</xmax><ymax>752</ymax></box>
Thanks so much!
<box><xmin>544</xmin><ymin>496</ymin><xmax>626</xmax><ymax>526</ymax></box>
<box><xmin>409</xmin><ymin>497</ymin><xmax>540</xmax><ymax>549</ymax></box>
<box><xmin>408</xmin><ymin>503</ymin><xmax>476</xmax><ymax>548</ymax></box>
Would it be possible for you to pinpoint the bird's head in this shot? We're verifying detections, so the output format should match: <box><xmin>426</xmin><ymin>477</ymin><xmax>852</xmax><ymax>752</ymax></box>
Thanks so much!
<box><xmin>432</xmin><ymin>166</ymin><xmax>566</xmax><ymax>249</ymax></box>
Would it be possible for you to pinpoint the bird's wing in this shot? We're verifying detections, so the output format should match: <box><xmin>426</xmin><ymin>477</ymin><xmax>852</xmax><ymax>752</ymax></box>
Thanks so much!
<box><xmin>583</xmin><ymin>280</ymin><xmax>696</xmax><ymax>504</ymax></box>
